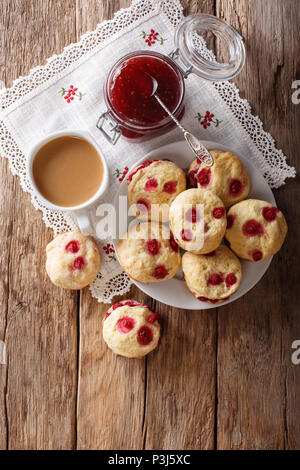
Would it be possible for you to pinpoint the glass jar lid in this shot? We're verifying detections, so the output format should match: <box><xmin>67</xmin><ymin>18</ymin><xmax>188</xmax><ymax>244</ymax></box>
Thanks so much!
<box><xmin>173</xmin><ymin>14</ymin><xmax>246</xmax><ymax>81</ymax></box>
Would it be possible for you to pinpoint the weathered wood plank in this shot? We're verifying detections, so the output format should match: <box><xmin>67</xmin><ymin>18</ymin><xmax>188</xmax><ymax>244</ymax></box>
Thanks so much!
<box><xmin>143</xmin><ymin>0</ymin><xmax>217</xmax><ymax>451</ymax></box>
<box><xmin>0</xmin><ymin>160</ymin><xmax>12</xmax><ymax>450</ymax></box>
<box><xmin>0</xmin><ymin>0</ymin><xmax>78</xmax><ymax>450</ymax></box>
<box><xmin>77</xmin><ymin>289</ymin><xmax>146</xmax><ymax>450</ymax></box>
<box><xmin>216</xmin><ymin>0</ymin><xmax>300</xmax><ymax>449</ymax></box>
<box><xmin>144</xmin><ymin>304</ymin><xmax>217</xmax><ymax>450</ymax></box>
<box><xmin>75</xmin><ymin>0</ymin><xmax>217</xmax><ymax>451</ymax></box>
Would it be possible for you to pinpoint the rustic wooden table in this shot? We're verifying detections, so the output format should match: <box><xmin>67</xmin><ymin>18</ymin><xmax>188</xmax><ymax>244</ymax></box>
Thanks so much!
<box><xmin>0</xmin><ymin>0</ymin><xmax>299</xmax><ymax>450</ymax></box>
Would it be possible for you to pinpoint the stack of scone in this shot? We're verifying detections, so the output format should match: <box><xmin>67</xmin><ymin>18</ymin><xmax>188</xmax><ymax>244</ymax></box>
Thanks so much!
<box><xmin>117</xmin><ymin>152</ymin><xmax>288</xmax><ymax>305</ymax></box>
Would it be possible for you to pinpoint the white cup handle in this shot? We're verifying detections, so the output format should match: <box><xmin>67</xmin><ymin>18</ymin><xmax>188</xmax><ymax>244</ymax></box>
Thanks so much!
<box><xmin>74</xmin><ymin>211</ymin><xmax>94</xmax><ymax>236</ymax></box>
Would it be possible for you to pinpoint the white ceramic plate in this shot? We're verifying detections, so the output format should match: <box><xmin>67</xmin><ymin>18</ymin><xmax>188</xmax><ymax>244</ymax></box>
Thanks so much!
<box><xmin>113</xmin><ymin>140</ymin><xmax>275</xmax><ymax>310</ymax></box>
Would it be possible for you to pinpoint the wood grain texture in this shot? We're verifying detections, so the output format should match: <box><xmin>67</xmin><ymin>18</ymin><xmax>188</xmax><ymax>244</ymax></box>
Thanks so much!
<box><xmin>215</xmin><ymin>0</ymin><xmax>300</xmax><ymax>450</ymax></box>
<box><xmin>77</xmin><ymin>289</ymin><xmax>146</xmax><ymax>450</ymax></box>
<box><xmin>142</xmin><ymin>0</ymin><xmax>217</xmax><ymax>451</ymax></box>
<box><xmin>0</xmin><ymin>0</ymin><xmax>78</xmax><ymax>450</ymax></box>
<box><xmin>143</xmin><ymin>306</ymin><xmax>217</xmax><ymax>450</ymax></box>
<box><xmin>0</xmin><ymin>0</ymin><xmax>299</xmax><ymax>450</ymax></box>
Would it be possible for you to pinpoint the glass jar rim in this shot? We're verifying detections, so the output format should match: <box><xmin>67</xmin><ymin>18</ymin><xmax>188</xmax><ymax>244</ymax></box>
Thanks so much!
<box><xmin>174</xmin><ymin>14</ymin><xmax>246</xmax><ymax>81</ymax></box>
<box><xmin>104</xmin><ymin>50</ymin><xmax>185</xmax><ymax>132</ymax></box>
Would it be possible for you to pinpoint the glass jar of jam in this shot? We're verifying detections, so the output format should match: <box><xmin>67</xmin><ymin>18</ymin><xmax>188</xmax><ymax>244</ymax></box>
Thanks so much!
<box><xmin>101</xmin><ymin>51</ymin><xmax>185</xmax><ymax>143</ymax></box>
<box><xmin>97</xmin><ymin>14</ymin><xmax>245</xmax><ymax>144</ymax></box>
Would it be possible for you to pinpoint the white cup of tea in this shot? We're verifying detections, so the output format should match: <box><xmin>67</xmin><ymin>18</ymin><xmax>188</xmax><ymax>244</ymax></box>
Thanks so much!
<box><xmin>27</xmin><ymin>129</ymin><xmax>109</xmax><ymax>235</ymax></box>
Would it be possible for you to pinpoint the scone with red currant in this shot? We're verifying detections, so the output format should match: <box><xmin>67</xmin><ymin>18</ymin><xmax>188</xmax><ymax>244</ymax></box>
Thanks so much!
<box><xmin>103</xmin><ymin>300</ymin><xmax>161</xmax><ymax>358</ymax></box>
<box><xmin>225</xmin><ymin>199</ymin><xmax>288</xmax><ymax>261</ymax></box>
<box><xmin>117</xmin><ymin>222</ymin><xmax>180</xmax><ymax>283</ymax></box>
<box><xmin>169</xmin><ymin>188</ymin><xmax>226</xmax><ymax>254</ymax></box>
<box><xmin>127</xmin><ymin>159</ymin><xmax>186</xmax><ymax>221</ymax></box>
<box><xmin>182</xmin><ymin>245</ymin><xmax>242</xmax><ymax>304</ymax></box>
<box><xmin>46</xmin><ymin>230</ymin><xmax>100</xmax><ymax>289</ymax></box>
<box><xmin>187</xmin><ymin>150</ymin><xmax>250</xmax><ymax>208</ymax></box>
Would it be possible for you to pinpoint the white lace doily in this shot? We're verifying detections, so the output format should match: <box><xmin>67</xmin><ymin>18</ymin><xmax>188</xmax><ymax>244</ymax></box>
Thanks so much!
<box><xmin>0</xmin><ymin>0</ymin><xmax>295</xmax><ymax>303</ymax></box>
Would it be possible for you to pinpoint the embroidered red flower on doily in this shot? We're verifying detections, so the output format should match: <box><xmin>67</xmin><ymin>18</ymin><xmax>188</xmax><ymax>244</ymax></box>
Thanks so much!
<box><xmin>60</xmin><ymin>85</ymin><xmax>84</xmax><ymax>103</ymax></box>
<box><xmin>115</xmin><ymin>166</ymin><xmax>129</xmax><ymax>182</ymax></box>
<box><xmin>195</xmin><ymin>110</ymin><xmax>222</xmax><ymax>129</ymax></box>
<box><xmin>141</xmin><ymin>29</ymin><xmax>166</xmax><ymax>46</ymax></box>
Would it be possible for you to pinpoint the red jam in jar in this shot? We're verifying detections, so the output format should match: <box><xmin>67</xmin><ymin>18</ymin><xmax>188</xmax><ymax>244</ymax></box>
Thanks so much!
<box><xmin>104</xmin><ymin>51</ymin><xmax>185</xmax><ymax>140</ymax></box>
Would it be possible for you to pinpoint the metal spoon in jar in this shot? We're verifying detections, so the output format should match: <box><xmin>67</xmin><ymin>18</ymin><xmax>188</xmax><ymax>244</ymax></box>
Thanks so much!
<box><xmin>150</xmin><ymin>76</ymin><xmax>214</xmax><ymax>167</ymax></box>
